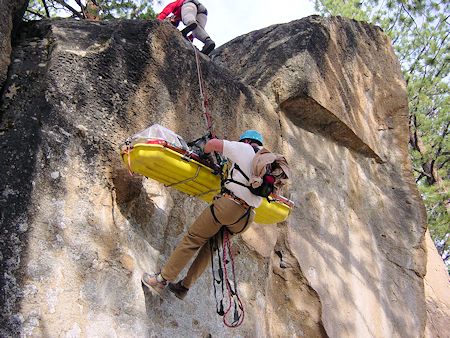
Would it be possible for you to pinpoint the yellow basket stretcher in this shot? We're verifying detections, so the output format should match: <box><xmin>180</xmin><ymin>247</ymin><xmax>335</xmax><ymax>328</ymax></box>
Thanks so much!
<box><xmin>121</xmin><ymin>140</ymin><xmax>293</xmax><ymax>224</ymax></box>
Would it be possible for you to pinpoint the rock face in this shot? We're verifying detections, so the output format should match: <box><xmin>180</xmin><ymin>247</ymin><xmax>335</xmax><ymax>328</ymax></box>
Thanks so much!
<box><xmin>424</xmin><ymin>229</ymin><xmax>450</xmax><ymax>337</ymax></box>
<box><xmin>0</xmin><ymin>0</ymin><xmax>28</xmax><ymax>88</ymax></box>
<box><xmin>0</xmin><ymin>15</ymin><xmax>446</xmax><ymax>337</ymax></box>
<box><xmin>213</xmin><ymin>16</ymin><xmax>430</xmax><ymax>337</ymax></box>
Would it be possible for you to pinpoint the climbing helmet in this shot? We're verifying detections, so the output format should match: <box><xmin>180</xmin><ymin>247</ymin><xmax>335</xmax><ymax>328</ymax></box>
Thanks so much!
<box><xmin>239</xmin><ymin>130</ymin><xmax>264</xmax><ymax>146</ymax></box>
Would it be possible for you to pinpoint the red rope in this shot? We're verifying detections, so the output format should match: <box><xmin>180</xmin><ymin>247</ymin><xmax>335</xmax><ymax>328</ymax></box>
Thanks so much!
<box><xmin>221</xmin><ymin>229</ymin><xmax>245</xmax><ymax>328</ymax></box>
<box><xmin>193</xmin><ymin>45</ymin><xmax>215</xmax><ymax>138</ymax></box>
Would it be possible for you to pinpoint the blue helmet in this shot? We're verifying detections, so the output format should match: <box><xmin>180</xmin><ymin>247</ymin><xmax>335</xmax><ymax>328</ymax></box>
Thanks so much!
<box><xmin>239</xmin><ymin>130</ymin><xmax>264</xmax><ymax>146</ymax></box>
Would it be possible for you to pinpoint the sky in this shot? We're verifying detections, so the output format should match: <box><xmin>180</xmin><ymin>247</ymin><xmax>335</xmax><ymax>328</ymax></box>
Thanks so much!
<box><xmin>63</xmin><ymin>0</ymin><xmax>317</xmax><ymax>48</ymax></box>
<box><xmin>154</xmin><ymin>0</ymin><xmax>317</xmax><ymax>47</ymax></box>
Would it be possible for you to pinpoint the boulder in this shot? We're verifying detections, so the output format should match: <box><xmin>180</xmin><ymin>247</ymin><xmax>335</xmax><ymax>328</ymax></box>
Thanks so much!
<box><xmin>1</xmin><ymin>15</ymin><xmax>444</xmax><ymax>337</ymax></box>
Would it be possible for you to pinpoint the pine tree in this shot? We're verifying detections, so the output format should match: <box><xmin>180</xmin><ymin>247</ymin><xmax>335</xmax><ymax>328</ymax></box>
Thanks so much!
<box><xmin>25</xmin><ymin>0</ymin><xmax>157</xmax><ymax>20</ymax></box>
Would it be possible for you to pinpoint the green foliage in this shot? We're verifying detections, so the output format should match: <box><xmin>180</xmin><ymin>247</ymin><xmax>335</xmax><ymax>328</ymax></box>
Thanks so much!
<box><xmin>98</xmin><ymin>0</ymin><xmax>157</xmax><ymax>19</ymax></box>
<box><xmin>315</xmin><ymin>0</ymin><xmax>450</xmax><ymax>270</ymax></box>
<box><xmin>26</xmin><ymin>0</ymin><xmax>48</xmax><ymax>19</ymax></box>
<box><xmin>25</xmin><ymin>0</ymin><xmax>157</xmax><ymax>20</ymax></box>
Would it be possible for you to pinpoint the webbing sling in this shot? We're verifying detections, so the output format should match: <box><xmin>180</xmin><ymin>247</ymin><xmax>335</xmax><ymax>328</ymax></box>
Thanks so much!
<box><xmin>209</xmin><ymin>232</ymin><xmax>224</xmax><ymax>315</ymax></box>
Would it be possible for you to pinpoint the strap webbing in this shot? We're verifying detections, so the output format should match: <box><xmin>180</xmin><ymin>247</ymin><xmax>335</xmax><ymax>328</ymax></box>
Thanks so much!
<box><xmin>223</xmin><ymin>164</ymin><xmax>251</xmax><ymax>190</ymax></box>
<box><xmin>209</xmin><ymin>203</ymin><xmax>251</xmax><ymax>230</ymax></box>
<box><xmin>210</xmin><ymin>234</ymin><xmax>225</xmax><ymax>316</ymax></box>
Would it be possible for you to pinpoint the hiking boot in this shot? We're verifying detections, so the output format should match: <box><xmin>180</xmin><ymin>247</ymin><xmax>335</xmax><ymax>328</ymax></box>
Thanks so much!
<box><xmin>168</xmin><ymin>280</ymin><xmax>189</xmax><ymax>300</ymax></box>
<box><xmin>181</xmin><ymin>21</ymin><xmax>197</xmax><ymax>37</ymax></box>
<box><xmin>201</xmin><ymin>38</ymin><xmax>215</xmax><ymax>55</ymax></box>
<box><xmin>142</xmin><ymin>272</ymin><xmax>167</xmax><ymax>293</ymax></box>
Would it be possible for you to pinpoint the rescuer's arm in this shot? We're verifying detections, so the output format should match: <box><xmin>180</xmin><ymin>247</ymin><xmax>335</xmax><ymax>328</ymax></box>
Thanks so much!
<box><xmin>204</xmin><ymin>139</ymin><xmax>224</xmax><ymax>153</ymax></box>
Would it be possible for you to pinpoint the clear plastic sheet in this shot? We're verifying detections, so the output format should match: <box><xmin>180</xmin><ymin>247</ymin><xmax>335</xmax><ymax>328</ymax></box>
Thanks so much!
<box><xmin>126</xmin><ymin>124</ymin><xmax>189</xmax><ymax>150</ymax></box>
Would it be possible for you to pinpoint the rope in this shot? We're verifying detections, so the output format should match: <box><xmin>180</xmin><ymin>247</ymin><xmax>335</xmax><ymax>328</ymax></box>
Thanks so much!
<box><xmin>192</xmin><ymin>44</ymin><xmax>215</xmax><ymax>138</ymax></box>
<box><xmin>210</xmin><ymin>227</ymin><xmax>245</xmax><ymax>328</ymax></box>
<box><xmin>165</xmin><ymin>166</ymin><xmax>201</xmax><ymax>188</ymax></box>
<box><xmin>124</xmin><ymin>143</ymin><xmax>133</xmax><ymax>177</ymax></box>
<box><xmin>192</xmin><ymin>41</ymin><xmax>246</xmax><ymax>327</ymax></box>
<box><xmin>221</xmin><ymin>229</ymin><xmax>245</xmax><ymax>327</ymax></box>
<box><xmin>210</xmin><ymin>233</ymin><xmax>225</xmax><ymax>316</ymax></box>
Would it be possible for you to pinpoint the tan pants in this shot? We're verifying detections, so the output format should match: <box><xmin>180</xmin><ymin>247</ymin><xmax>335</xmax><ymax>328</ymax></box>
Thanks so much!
<box><xmin>161</xmin><ymin>196</ymin><xmax>254</xmax><ymax>288</ymax></box>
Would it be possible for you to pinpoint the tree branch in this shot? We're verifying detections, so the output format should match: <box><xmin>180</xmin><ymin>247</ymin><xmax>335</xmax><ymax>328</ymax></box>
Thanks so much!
<box><xmin>74</xmin><ymin>0</ymin><xmax>87</xmax><ymax>18</ymax></box>
<box><xmin>438</xmin><ymin>157</ymin><xmax>450</xmax><ymax>170</ymax></box>
<box><xmin>413</xmin><ymin>167</ymin><xmax>431</xmax><ymax>181</ymax></box>
<box><xmin>387</xmin><ymin>4</ymin><xmax>403</xmax><ymax>33</ymax></box>
<box><xmin>429</xmin><ymin>32</ymin><xmax>450</xmax><ymax>79</ymax></box>
<box><xmin>25</xmin><ymin>8</ymin><xmax>46</xmax><ymax>18</ymax></box>
<box><xmin>404</xmin><ymin>15</ymin><xmax>449</xmax><ymax>79</ymax></box>
<box><xmin>41</xmin><ymin>0</ymin><xmax>50</xmax><ymax>17</ymax></box>
<box><xmin>431</xmin><ymin>121</ymin><xmax>450</xmax><ymax>151</ymax></box>
<box><xmin>401</xmin><ymin>3</ymin><xmax>418</xmax><ymax>31</ymax></box>
<box><xmin>52</xmin><ymin>0</ymin><xmax>83</xmax><ymax>18</ymax></box>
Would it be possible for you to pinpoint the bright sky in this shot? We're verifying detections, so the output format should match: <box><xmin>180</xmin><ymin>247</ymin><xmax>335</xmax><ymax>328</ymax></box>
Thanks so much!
<box><xmin>64</xmin><ymin>1</ymin><xmax>317</xmax><ymax>47</ymax></box>
<box><xmin>154</xmin><ymin>0</ymin><xmax>317</xmax><ymax>47</ymax></box>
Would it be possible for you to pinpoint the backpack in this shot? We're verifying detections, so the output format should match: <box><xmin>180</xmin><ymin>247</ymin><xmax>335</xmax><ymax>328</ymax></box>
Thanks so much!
<box><xmin>224</xmin><ymin>146</ymin><xmax>290</xmax><ymax>199</ymax></box>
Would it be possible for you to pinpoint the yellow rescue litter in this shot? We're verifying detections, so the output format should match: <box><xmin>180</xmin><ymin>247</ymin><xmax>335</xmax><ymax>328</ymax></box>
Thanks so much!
<box><xmin>120</xmin><ymin>127</ymin><xmax>293</xmax><ymax>224</ymax></box>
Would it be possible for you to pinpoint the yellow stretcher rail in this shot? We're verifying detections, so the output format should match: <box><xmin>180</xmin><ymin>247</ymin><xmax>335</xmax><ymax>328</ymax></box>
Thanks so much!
<box><xmin>121</xmin><ymin>142</ymin><xmax>292</xmax><ymax>224</ymax></box>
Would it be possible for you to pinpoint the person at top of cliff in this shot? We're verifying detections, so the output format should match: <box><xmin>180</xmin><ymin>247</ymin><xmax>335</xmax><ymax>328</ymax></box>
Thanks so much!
<box><xmin>157</xmin><ymin>0</ymin><xmax>216</xmax><ymax>55</ymax></box>
<box><xmin>142</xmin><ymin>130</ymin><xmax>264</xmax><ymax>299</ymax></box>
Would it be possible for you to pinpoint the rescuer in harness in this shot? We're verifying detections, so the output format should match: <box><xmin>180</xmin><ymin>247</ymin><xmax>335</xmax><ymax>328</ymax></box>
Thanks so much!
<box><xmin>142</xmin><ymin>130</ymin><xmax>264</xmax><ymax>299</ymax></box>
<box><xmin>157</xmin><ymin>0</ymin><xmax>216</xmax><ymax>55</ymax></box>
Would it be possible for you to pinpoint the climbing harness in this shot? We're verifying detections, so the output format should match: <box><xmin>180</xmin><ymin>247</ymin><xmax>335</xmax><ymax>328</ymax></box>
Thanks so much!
<box><xmin>209</xmin><ymin>203</ymin><xmax>252</xmax><ymax>234</ymax></box>
<box><xmin>210</xmin><ymin>227</ymin><xmax>246</xmax><ymax>328</ymax></box>
<box><xmin>225</xmin><ymin>163</ymin><xmax>275</xmax><ymax>201</ymax></box>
